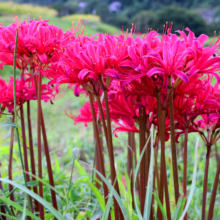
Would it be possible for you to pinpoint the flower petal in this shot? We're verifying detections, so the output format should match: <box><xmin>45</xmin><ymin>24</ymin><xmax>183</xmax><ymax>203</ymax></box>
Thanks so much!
<box><xmin>173</xmin><ymin>70</ymin><xmax>188</xmax><ymax>82</ymax></box>
<box><xmin>147</xmin><ymin>67</ymin><xmax>165</xmax><ymax>78</ymax></box>
<box><xmin>78</xmin><ymin>69</ymin><xmax>91</xmax><ymax>80</ymax></box>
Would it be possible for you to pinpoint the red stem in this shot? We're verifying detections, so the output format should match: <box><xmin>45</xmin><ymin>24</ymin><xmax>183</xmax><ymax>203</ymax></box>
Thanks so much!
<box><xmin>20</xmin><ymin>104</ymin><xmax>33</xmax><ymax>212</ymax></box>
<box><xmin>168</xmin><ymin>77</ymin><xmax>180</xmax><ymax>204</ymax></box>
<box><xmin>202</xmin><ymin>145</ymin><xmax>211</xmax><ymax>220</ymax></box>
<box><xmin>96</xmin><ymin>95</ymin><xmax>108</xmax><ymax>146</ymax></box>
<box><xmin>36</xmin><ymin>74</ymin><xmax>44</xmax><ymax>220</ymax></box>
<box><xmin>94</xmin><ymin>121</ymin><xmax>104</xmax><ymax>189</ymax></box>
<box><xmin>128</xmin><ymin>132</ymin><xmax>135</xmax><ymax>209</ymax></box>
<box><xmin>8</xmin><ymin>114</ymin><xmax>15</xmax><ymax>205</ymax></box>
<box><xmin>103</xmin><ymin>89</ymin><xmax>124</xmax><ymax>220</ymax></box>
<box><xmin>139</xmin><ymin>106</ymin><xmax>146</xmax><ymax>216</ymax></box>
<box><xmin>207</xmin><ymin>155</ymin><xmax>220</xmax><ymax>219</ymax></box>
<box><xmin>183</xmin><ymin>127</ymin><xmax>189</xmax><ymax>220</ymax></box>
<box><xmin>154</xmin><ymin>142</ymin><xmax>160</xmax><ymax>194</ymax></box>
<box><xmin>88</xmin><ymin>93</ymin><xmax>111</xmax><ymax>220</ymax></box>
<box><xmin>161</xmin><ymin>110</ymin><xmax>171</xmax><ymax>220</ymax></box>
<box><xmin>156</xmin><ymin>90</ymin><xmax>164</xmax><ymax>220</ymax></box>
<box><xmin>41</xmin><ymin>109</ymin><xmax>58</xmax><ymax>215</ymax></box>
<box><xmin>27</xmin><ymin>101</ymin><xmax>39</xmax><ymax>214</ymax></box>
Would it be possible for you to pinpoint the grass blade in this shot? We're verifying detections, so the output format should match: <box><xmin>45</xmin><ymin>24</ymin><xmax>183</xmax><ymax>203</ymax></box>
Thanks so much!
<box><xmin>0</xmin><ymin>196</ymin><xmax>39</xmax><ymax>220</ymax></box>
<box><xmin>172</xmin><ymin>197</ymin><xmax>186</xmax><ymax>220</ymax></box>
<box><xmin>102</xmin><ymin>184</ymin><xmax>113</xmax><ymax>220</ymax></box>
<box><xmin>80</xmin><ymin>160</ymin><xmax>131</xmax><ymax>220</ymax></box>
<box><xmin>153</xmin><ymin>193</ymin><xmax>168</xmax><ymax>220</ymax></box>
<box><xmin>0</xmin><ymin>123</ymin><xmax>17</xmax><ymax>128</ymax></box>
<box><xmin>21</xmin><ymin>194</ymin><xmax>27</xmax><ymax>220</ymax></box>
<box><xmin>88</xmin><ymin>182</ymin><xmax>105</xmax><ymax>212</ymax></box>
<box><xmin>15</xmin><ymin>128</ymin><xmax>32</xmax><ymax>212</ymax></box>
<box><xmin>75</xmin><ymin>212</ymin><xmax>86</xmax><ymax>220</ymax></box>
<box><xmin>0</xmin><ymin>212</ymin><xmax>20</xmax><ymax>220</ymax></box>
<box><xmin>0</xmin><ymin>178</ymin><xmax>65</xmax><ymax>220</ymax></box>
<box><xmin>13</xmin><ymin>25</ymin><xmax>18</xmax><ymax>125</ymax></box>
<box><xmin>144</xmin><ymin>126</ymin><xmax>154</xmax><ymax>220</ymax></box>
<box><xmin>133</xmin><ymin>135</ymin><xmax>150</xmax><ymax>220</ymax></box>
<box><xmin>212</xmin><ymin>214</ymin><xmax>220</xmax><ymax>220</ymax></box>
<box><xmin>179</xmin><ymin>138</ymin><xmax>199</xmax><ymax>220</ymax></box>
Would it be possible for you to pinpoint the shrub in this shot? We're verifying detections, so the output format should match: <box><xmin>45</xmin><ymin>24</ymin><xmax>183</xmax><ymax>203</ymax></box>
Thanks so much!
<box><xmin>0</xmin><ymin>1</ymin><xmax>57</xmax><ymax>16</ymax></box>
<box><xmin>63</xmin><ymin>14</ymin><xmax>101</xmax><ymax>22</ymax></box>
<box><xmin>131</xmin><ymin>10</ymin><xmax>157</xmax><ymax>33</ymax></box>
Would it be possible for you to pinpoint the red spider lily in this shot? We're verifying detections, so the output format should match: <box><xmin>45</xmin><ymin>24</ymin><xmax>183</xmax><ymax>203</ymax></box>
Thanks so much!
<box><xmin>77</xmin><ymin>36</ymin><xmax>128</xmax><ymax>82</ymax></box>
<box><xmin>146</xmin><ymin>37</ymin><xmax>189</xmax><ymax>82</ymax></box>
<box><xmin>0</xmin><ymin>18</ymin><xmax>82</xmax><ymax>70</ymax></box>
<box><xmin>0</xmin><ymin>75</ymin><xmax>55</xmax><ymax>113</ymax></box>
<box><xmin>65</xmin><ymin>100</ymin><xmax>104</xmax><ymax>126</ymax></box>
<box><xmin>108</xmin><ymin>91</ymin><xmax>137</xmax><ymax>127</ymax></box>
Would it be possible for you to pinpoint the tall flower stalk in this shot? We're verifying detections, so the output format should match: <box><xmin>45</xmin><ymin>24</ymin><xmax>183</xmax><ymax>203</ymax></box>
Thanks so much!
<box><xmin>168</xmin><ymin>76</ymin><xmax>180</xmax><ymax>204</ymax></box>
<box><xmin>88</xmin><ymin>93</ymin><xmax>110</xmax><ymax>219</ymax></box>
<box><xmin>1</xmin><ymin>17</ymin><xmax>220</xmax><ymax>219</ymax></box>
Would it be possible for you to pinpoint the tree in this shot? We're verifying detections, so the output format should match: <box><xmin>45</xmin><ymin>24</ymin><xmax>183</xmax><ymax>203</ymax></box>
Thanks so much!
<box><xmin>131</xmin><ymin>10</ymin><xmax>157</xmax><ymax>33</ymax></box>
<box><xmin>153</xmin><ymin>6</ymin><xmax>208</xmax><ymax>36</ymax></box>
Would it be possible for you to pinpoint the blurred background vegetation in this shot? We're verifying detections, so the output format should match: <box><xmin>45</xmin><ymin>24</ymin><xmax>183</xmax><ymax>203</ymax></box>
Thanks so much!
<box><xmin>1</xmin><ymin>0</ymin><xmax>220</xmax><ymax>36</ymax></box>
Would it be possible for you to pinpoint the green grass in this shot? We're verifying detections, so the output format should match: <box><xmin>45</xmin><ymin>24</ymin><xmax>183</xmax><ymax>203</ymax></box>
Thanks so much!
<box><xmin>0</xmin><ymin>1</ymin><xmax>57</xmax><ymax>16</ymax></box>
<box><xmin>0</xmin><ymin>14</ymin><xmax>121</xmax><ymax>35</ymax></box>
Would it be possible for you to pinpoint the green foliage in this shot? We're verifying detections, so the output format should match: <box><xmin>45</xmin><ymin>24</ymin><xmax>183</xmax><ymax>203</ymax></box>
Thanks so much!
<box><xmin>0</xmin><ymin>1</ymin><xmax>57</xmax><ymax>16</ymax></box>
<box><xmin>154</xmin><ymin>6</ymin><xmax>208</xmax><ymax>36</ymax></box>
<box><xmin>131</xmin><ymin>10</ymin><xmax>157</xmax><ymax>33</ymax></box>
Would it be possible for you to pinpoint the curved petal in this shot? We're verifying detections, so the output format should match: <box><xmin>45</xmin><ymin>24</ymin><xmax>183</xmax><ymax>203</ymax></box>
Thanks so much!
<box><xmin>173</xmin><ymin>70</ymin><xmax>188</xmax><ymax>82</ymax></box>
<box><xmin>38</xmin><ymin>53</ymin><xmax>47</xmax><ymax>64</ymax></box>
<box><xmin>74</xmin><ymin>83</ymin><xmax>81</xmax><ymax>97</ymax></box>
<box><xmin>105</xmin><ymin>68</ymin><xmax>120</xmax><ymax>79</ymax></box>
<box><xmin>128</xmin><ymin>46</ymin><xmax>140</xmax><ymax>64</ymax></box>
<box><xmin>78</xmin><ymin>69</ymin><xmax>91</xmax><ymax>80</ymax></box>
<box><xmin>147</xmin><ymin>67</ymin><xmax>165</xmax><ymax>77</ymax></box>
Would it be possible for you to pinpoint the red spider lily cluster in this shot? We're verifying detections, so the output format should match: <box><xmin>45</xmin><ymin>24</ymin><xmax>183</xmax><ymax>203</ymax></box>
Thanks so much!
<box><xmin>1</xmin><ymin>17</ymin><xmax>220</xmax><ymax>220</ymax></box>
<box><xmin>57</xmin><ymin>26</ymin><xmax>220</xmax><ymax>145</ymax></box>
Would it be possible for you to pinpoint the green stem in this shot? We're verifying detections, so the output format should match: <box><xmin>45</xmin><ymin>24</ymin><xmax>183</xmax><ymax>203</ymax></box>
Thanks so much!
<box><xmin>13</xmin><ymin>27</ymin><xmax>18</xmax><ymax>125</ymax></box>
<box><xmin>67</xmin><ymin>159</ymin><xmax>75</xmax><ymax>197</ymax></box>
<box><xmin>8</xmin><ymin>114</ymin><xmax>15</xmax><ymax>206</ymax></box>
<box><xmin>146</xmin><ymin>128</ymin><xmax>151</xmax><ymax>190</ymax></box>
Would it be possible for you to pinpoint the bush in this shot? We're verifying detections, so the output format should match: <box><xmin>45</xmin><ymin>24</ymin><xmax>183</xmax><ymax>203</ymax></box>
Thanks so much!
<box><xmin>131</xmin><ymin>10</ymin><xmax>157</xmax><ymax>33</ymax></box>
<box><xmin>64</xmin><ymin>1</ymin><xmax>79</xmax><ymax>15</ymax></box>
<box><xmin>150</xmin><ymin>6</ymin><xmax>208</xmax><ymax>36</ymax></box>
<box><xmin>0</xmin><ymin>1</ymin><xmax>57</xmax><ymax>16</ymax></box>
<box><xmin>63</xmin><ymin>14</ymin><xmax>101</xmax><ymax>22</ymax></box>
